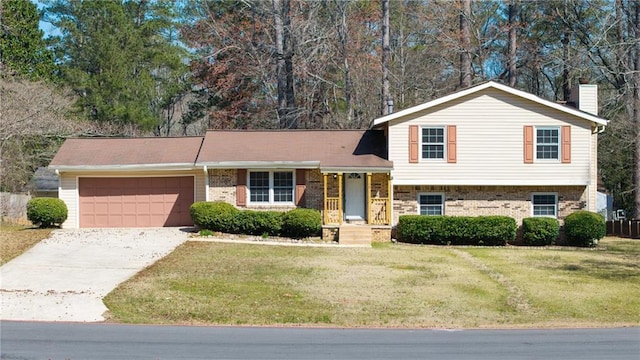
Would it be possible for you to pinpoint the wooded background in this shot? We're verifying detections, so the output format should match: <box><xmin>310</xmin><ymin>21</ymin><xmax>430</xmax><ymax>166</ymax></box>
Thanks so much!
<box><xmin>1</xmin><ymin>0</ymin><xmax>638</xmax><ymax>217</ymax></box>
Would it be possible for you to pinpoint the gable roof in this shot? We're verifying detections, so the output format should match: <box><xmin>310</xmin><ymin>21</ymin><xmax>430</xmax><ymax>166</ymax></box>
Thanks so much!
<box><xmin>372</xmin><ymin>81</ymin><xmax>608</xmax><ymax>127</ymax></box>
<box><xmin>49</xmin><ymin>137</ymin><xmax>204</xmax><ymax>171</ymax></box>
<box><xmin>196</xmin><ymin>130</ymin><xmax>392</xmax><ymax>171</ymax></box>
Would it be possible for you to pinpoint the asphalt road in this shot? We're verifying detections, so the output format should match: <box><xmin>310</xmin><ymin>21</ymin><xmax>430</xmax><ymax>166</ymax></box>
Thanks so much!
<box><xmin>1</xmin><ymin>321</ymin><xmax>638</xmax><ymax>360</ymax></box>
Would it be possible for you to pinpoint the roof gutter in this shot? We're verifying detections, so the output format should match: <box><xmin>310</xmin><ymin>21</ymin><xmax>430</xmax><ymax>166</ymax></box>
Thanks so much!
<box><xmin>320</xmin><ymin>167</ymin><xmax>393</xmax><ymax>173</ymax></box>
<box><xmin>196</xmin><ymin>161</ymin><xmax>320</xmax><ymax>169</ymax></box>
<box><xmin>48</xmin><ymin>163</ymin><xmax>199</xmax><ymax>172</ymax></box>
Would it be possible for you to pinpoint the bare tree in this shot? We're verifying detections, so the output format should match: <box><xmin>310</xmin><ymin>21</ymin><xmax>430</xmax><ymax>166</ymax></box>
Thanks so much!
<box><xmin>332</xmin><ymin>0</ymin><xmax>354</xmax><ymax>125</ymax></box>
<box><xmin>459</xmin><ymin>0</ymin><xmax>472</xmax><ymax>88</ymax></box>
<box><xmin>273</xmin><ymin>0</ymin><xmax>296</xmax><ymax>128</ymax></box>
<box><xmin>381</xmin><ymin>0</ymin><xmax>391</xmax><ymax>115</ymax></box>
<box><xmin>507</xmin><ymin>0</ymin><xmax>518</xmax><ymax>87</ymax></box>
<box><xmin>0</xmin><ymin>72</ymin><xmax>121</xmax><ymax>192</ymax></box>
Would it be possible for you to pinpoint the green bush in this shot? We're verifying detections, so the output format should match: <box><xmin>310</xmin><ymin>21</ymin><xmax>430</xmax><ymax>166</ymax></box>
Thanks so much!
<box><xmin>233</xmin><ymin>210</ymin><xmax>283</xmax><ymax>236</ymax></box>
<box><xmin>522</xmin><ymin>217</ymin><xmax>560</xmax><ymax>246</ymax></box>
<box><xmin>396</xmin><ymin>216</ymin><xmax>447</xmax><ymax>244</ymax></box>
<box><xmin>564</xmin><ymin>210</ymin><xmax>606</xmax><ymax>247</ymax></box>
<box><xmin>396</xmin><ymin>215</ymin><xmax>516</xmax><ymax>246</ymax></box>
<box><xmin>190</xmin><ymin>201</ymin><xmax>239</xmax><ymax>232</ymax></box>
<box><xmin>474</xmin><ymin>216</ymin><xmax>517</xmax><ymax>246</ymax></box>
<box><xmin>26</xmin><ymin>198</ymin><xmax>68</xmax><ymax>227</ymax></box>
<box><xmin>199</xmin><ymin>229</ymin><xmax>215</xmax><ymax>237</ymax></box>
<box><xmin>281</xmin><ymin>208</ymin><xmax>322</xmax><ymax>239</ymax></box>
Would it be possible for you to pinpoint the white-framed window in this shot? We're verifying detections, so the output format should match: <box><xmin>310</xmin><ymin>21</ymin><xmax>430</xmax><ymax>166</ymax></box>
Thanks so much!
<box><xmin>248</xmin><ymin>170</ymin><xmax>294</xmax><ymax>204</ymax></box>
<box><xmin>536</xmin><ymin>127</ymin><xmax>560</xmax><ymax>160</ymax></box>
<box><xmin>421</xmin><ymin>127</ymin><xmax>445</xmax><ymax>159</ymax></box>
<box><xmin>418</xmin><ymin>193</ymin><xmax>444</xmax><ymax>215</ymax></box>
<box><xmin>532</xmin><ymin>193</ymin><xmax>558</xmax><ymax>217</ymax></box>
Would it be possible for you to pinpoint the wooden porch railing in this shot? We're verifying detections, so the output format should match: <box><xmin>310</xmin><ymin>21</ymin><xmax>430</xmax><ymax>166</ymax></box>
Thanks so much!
<box><xmin>369</xmin><ymin>198</ymin><xmax>390</xmax><ymax>225</ymax></box>
<box><xmin>324</xmin><ymin>197</ymin><xmax>342</xmax><ymax>225</ymax></box>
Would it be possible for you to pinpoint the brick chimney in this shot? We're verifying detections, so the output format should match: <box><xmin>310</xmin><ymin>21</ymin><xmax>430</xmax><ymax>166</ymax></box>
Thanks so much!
<box><xmin>569</xmin><ymin>79</ymin><xmax>598</xmax><ymax>116</ymax></box>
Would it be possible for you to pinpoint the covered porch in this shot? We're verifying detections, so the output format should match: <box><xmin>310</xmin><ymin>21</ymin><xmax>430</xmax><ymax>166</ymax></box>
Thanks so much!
<box><xmin>321</xmin><ymin>171</ymin><xmax>392</xmax><ymax>244</ymax></box>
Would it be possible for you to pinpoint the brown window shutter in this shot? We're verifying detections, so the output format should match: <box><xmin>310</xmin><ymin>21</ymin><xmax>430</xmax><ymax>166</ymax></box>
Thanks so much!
<box><xmin>295</xmin><ymin>169</ymin><xmax>306</xmax><ymax>206</ymax></box>
<box><xmin>447</xmin><ymin>125</ymin><xmax>457</xmax><ymax>163</ymax></box>
<box><xmin>236</xmin><ymin>169</ymin><xmax>247</xmax><ymax>206</ymax></box>
<box><xmin>523</xmin><ymin>126</ymin><xmax>534</xmax><ymax>163</ymax></box>
<box><xmin>409</xmin><ymin>125</ymin><xmax>419</xmax><ymax>163</ymax></box>
<box><xmin>561</xmin><ymin>125</ymin><xmax>571</xmax><ymax>163</ymax></box>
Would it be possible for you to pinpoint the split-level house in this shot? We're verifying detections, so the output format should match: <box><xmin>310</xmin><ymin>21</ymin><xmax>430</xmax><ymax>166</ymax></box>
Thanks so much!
<box><xmin>374</xmin><ymin>81</ymin><xmax>607</xmax><ymax>227</ymax></box>
<box><xmin>49</xmin><ymin>81</ymin><xmax>607</xmax><ymax>242</ymax></box>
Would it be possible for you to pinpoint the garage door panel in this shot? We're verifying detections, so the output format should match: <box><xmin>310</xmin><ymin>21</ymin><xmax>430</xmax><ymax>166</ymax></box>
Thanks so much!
<box><xmin>79</xmin><ymin>177</ymin><xmax>194</xmax><ymax>228</ymax></box>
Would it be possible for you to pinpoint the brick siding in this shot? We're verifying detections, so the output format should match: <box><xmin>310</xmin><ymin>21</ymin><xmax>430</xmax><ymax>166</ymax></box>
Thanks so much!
<box><xmin>393</xmin><ymin>185</ymin><xmax>587</xmax><ymax>225</ymax></box>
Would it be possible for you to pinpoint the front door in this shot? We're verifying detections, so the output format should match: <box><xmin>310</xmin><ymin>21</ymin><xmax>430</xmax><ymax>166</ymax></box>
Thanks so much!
<box><xmin>344</xmin><ymin>173</ymin><xmax>365</xmax><ymax>220</ymax></box>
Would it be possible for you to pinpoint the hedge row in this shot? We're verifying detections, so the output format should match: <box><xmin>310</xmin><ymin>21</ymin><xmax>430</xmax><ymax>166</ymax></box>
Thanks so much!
<box><xmin>398</xmin><ymin>211</ymin><xmax>605</xmax><ymax>247</ymax></box>
<box><xmin>396</xmin><ymin>215</ymin><xmax>516</xmax><ymax>246</ymax></box>
<box><xmin>190</xmin><ymin>201</ymin><xmax>321</xmax><ymax>239</ymax></box>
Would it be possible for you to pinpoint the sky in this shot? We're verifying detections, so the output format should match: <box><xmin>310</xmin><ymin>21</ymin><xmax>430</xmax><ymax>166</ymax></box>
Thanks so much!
<box><xmin>35</xmin><ymin>0</ymin><xmax>61</xmax><ymax>38</ymax></box>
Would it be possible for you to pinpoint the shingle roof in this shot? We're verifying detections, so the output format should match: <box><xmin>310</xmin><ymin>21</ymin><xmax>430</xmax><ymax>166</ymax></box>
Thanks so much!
<box><xmin>197</xmin><ymin>130</ymin><xmax>392</xmax><ymax>170</ymax></box>
<box><xmin>49</xmin><ymin>137</ymin><xmax>204</xmax><ymax>168</ymax></box>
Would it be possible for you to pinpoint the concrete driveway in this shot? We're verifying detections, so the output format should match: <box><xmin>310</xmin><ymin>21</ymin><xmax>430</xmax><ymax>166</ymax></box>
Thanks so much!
<box><xmin>0</xmin><ymin>228</ymin><xmax>190</xmax><ymax>322</ymax></box>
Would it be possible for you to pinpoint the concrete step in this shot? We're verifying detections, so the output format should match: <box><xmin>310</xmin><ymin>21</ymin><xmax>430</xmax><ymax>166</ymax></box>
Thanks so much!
<box><xmin>338</xmin><ymin>225</ymin><xmax>372</xmax><ymax>246</ymax></box>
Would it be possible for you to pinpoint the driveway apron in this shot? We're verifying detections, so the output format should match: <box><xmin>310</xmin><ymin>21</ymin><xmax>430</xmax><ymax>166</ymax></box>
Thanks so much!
<box><xmin>0</xmin><ymin>228</ymin><xmax>189</xmax><ymax>322</ymax></box>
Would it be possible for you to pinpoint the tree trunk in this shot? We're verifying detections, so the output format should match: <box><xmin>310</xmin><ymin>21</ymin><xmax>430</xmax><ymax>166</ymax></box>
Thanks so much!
<box><xmin>459</xmin><ymin>0</ymin><xmax>472</xmax><ymax>88</ymax></box>
<box><xmin>561</xmin><ymin>1</ymin><xmax>571</xmax><ymax>101</ymax></box>
<box><xmin>274</xmin><ymin>0</ymin><xmax>296</xmax><ymax>129</ymax></box>
<box><xmin>633</xmin><ymin>1</ymin><xmax>640</xmax><ymax>218</ymax></box>
<box><xmin>507</xmin><ymin>0</ymin><xmax>517</xmax><ymax>87</ymax></box>
<box><xmin>335</xmin><ymin>1</ymin><xmax>353</xmax><ymax>125</ymax></box>
<box><xmin>381</xmin><ymin>0</ymin><xmax>391</xmax><ymax>115</ymax></box>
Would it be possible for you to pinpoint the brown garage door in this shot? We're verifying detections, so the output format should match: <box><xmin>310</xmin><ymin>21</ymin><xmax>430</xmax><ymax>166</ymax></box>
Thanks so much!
<box><xmin>79</xmin><ymin>177</ymin><xmax>194</xmax><ymax>228</ymax></box>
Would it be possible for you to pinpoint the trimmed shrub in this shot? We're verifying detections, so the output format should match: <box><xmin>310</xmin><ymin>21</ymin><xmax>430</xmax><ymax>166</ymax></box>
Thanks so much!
<box><xmin>522</xmin><ymin>217</ymin><xmax>560</xmax><ymax>246</ymax></box>
<box><xmin>396</xmin><ymin>215</ymin><xmax>516</xmax><ymax>246</ymax></box>
<box><xmin>234</xmin><ymin>210</ymin><xmax>283</xmax><ymax>236</ymax></box>
<box><xmin>396</xmin><ymin>215</ymin><xmax>447</xmax><ymax>244</ymax></box>
<box><xmin>564</xmin><ymin>210</ymin><xmax>605</xmax><ymax>247</ymax></box>
<box><xmin>281</xmin><ymin>208</ymin><xmax>321</xmax><ymax>239</ymax></box>
<box><xmin>26</xmin><ymin>198</ymin><xmax>68</xmax><ymax>227</ymax></box>
<box><xmin>190</xmin><ymin>201</ymin><xmax>239</xmax><ymax>232</ymax></box>
<box><xmin>474</xmin><ymin>216</ymin><xmax>517</xmax><ymax>246</ymax></box>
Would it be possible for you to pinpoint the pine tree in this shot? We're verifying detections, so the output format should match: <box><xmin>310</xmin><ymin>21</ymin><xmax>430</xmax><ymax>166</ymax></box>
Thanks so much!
<box><xmin>0</xmin><ymin>0</ymin><xmax>56</xmax><ymax>80</ymax></box>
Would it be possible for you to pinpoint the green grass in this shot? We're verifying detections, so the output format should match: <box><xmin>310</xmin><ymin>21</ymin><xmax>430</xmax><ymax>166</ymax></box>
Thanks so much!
<box><xmin>0</xmin><ymin>222</ymin><xmax>52</xmax><ymax>265</ymax></box>
<box><xmin>104</xmin><ymin>237</ymin><xmax>640</xmax><ymax>328</ymax></box>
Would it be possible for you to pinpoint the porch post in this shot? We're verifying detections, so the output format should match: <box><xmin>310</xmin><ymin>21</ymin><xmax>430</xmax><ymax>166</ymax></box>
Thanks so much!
<box><xmin>366</xmin><ymin>173</ymin><xmax>372</xmax><ymax>224</ymax></box>
<box><xmin>323</xmin><ymin>173</ymin><xmax>328</xmax><ymax>225</ymax></box>
<box><xmin>387</xmin><ymin>172</ymin><xmax>392</xmax><ymax>225</ymax></box>
<box><xmin>337</xmin><ymin>173</ymin><xmax>343</xmax><ymax>224</ymax></box>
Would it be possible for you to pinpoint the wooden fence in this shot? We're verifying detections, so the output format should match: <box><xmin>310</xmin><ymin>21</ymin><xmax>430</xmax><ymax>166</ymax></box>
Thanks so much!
<box><xmin>606</xmin><ymin>220</ymin><xmax>640</xmax><ymax>239</ymax></box>
<box><xmin>0</xmin><ymin>192</ymin><xmax>31</xmax><ymax>224</ymax></box>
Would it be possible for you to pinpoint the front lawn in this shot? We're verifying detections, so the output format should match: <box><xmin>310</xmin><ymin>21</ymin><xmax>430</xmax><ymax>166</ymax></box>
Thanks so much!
<box><xmin>104</xmin><ymin>237</ymin><xmax>640</xmax><ymax>328</ymax></box>
<box><xmin>0</xmin><ymin>222</ymin><xmax>52</xmax><ymax>265</ymax></box>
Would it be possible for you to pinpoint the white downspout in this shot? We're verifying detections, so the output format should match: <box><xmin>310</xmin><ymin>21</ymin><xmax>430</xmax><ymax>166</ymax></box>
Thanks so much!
<box><xmin>203</xmin><ymin>165</ymin><xmax>209</xmax><ymax>202</ymax></box>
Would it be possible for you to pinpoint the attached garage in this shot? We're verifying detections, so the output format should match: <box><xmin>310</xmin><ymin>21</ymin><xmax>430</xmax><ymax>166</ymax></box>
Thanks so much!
<box><xmin>49</xmin><ymin>137</ymin><xmax>207</xmax><ymax>229</ymax></box>
<box><xmin>78</xmin><ymin>177</ymin><xmax>194</xmax><ymax>227</ymax></box>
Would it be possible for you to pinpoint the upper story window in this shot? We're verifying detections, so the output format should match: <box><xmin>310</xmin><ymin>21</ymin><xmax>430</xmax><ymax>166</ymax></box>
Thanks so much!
<box><xmin>419</xmin><ymin>193</ymin><xmax>444</xmax><ymax>215</ymax></box>
<box><xmin>249</xmin><ymin>171</ymin><xmax>294</xmax><ymax>204</ymax></box>
<box><xmin>536</xmin><ymin>127</ymin><xmax>559</xmax><ymax>160</ymax></box>
<box><xmin>422</xmin><ymin>127</ymin><xmax>445</xmax><ymax>159</ymax></box>
<box><xmin>532</xmin><ymin>193</ymin><xmax>557</xmax><ymax>217</ymax></box>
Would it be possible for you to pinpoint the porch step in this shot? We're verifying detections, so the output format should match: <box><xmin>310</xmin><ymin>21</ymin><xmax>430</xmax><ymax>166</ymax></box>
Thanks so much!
<box><xmin>338</xmin><ymin>225</ymin><xmax>371</xmax><ymax>246</ymax></box>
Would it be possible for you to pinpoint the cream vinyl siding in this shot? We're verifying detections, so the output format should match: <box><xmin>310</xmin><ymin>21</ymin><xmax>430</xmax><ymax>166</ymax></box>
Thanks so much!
<box><xmin>388</xmin><ymin>88</ymin><xmax>594</xmax><ymax>186</ymax></box>
<box><xmin>58</xmin><ymin>173</ymin><xmax>78</xmax><ymax>229</ymax></box>
<box><xmin>58</xmin><ymin>170</ymin><xmax>205</xmax><ymax>229</ymax></box>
